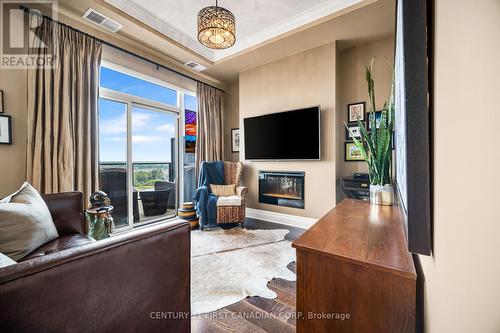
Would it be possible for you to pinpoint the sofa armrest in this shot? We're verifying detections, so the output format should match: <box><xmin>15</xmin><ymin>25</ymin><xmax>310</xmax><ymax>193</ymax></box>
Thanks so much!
<box><xmin>236</xmin><ymin>186</ymin><xmax>248</xmax><ymax>200</ymax></box>
<box><xmin>43</xmin><ymin>192</ymin><xmax>84</xmax><ymax>236</ymax></box>
<box><xmin>0</xmin><ymin>220</ymin><xmax>191</xmax><ymax>333</ymax></box>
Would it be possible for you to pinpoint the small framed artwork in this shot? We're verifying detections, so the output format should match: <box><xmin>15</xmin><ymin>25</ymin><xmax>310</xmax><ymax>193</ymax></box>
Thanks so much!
<box><xmin>347</xmin><ymin>102</ymin><xmax>365</xmax><ymax>122</ymax></box>
<box><xmin>345</xmin><ymin>122</ymin><xmax>365</xmax><ymax>140</ymax></box>
<box><xmin>0</xmin><ymin>90</ymin><xmax>4</xmax><ymax>113</ymax></box>
<box><xmin>0</xmin><ymin>115</ymin><xmax>12</xmax><ymax>145</ymax></box>
<box><xmin>368</xmin><ymin>111</ymin><xmax>383</xmax><ymax>130</ymax></box>
<box><xmin>231</xmin><ymin>128</ymin><xmax>240</xmax><ymax>152</ymax></box>
<box><xmin>345</xmin><ymin>141</ymin><xmax>364</xmax><ymax>161</ymax></box>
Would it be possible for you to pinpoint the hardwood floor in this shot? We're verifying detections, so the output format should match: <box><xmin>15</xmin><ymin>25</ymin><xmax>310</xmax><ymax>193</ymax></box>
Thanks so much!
<box><xmin>191</xmin><ymin>219</ymin><xmax>303</xmax><ymax>333</ymax></box>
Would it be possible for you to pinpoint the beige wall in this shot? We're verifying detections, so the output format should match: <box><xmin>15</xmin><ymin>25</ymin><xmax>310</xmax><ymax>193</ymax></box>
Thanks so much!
<box><xmin>239</xmin><ymin>43</ymin><xmax>336</xmax><ymax>219</ymax></box>
<box><xmin>223</xmin><ymin>81</ymin><xmax>240</xmax><ymax>162</ymax></box>
<box><xmin>336</xmin><ymin>37</ymin><xmax>394</xmax><ymax>202</ymax></box>
<box><xmin>421</xmin><ymin>0</ymin><xmax>500</xmax><ymax>332</ymax></box>
<box><xmin>0</xmin><ymin>68</ymin><xmax>28</xmax><ymax>197</ymax></box>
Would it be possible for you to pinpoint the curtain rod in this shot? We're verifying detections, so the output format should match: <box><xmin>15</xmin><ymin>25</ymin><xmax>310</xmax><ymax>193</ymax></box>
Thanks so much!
<box><xmin>19</xmin><ymin>5</ymin><xmax>224</xmax><ymax>93</ymax></box>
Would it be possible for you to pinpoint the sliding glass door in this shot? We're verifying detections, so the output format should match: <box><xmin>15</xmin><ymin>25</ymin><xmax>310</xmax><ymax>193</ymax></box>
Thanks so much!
<box><xmin>131</xmin><ymin>104</ymin><xmax>178</xmax><ymax>225</ymax></box>
<box><xmin>98</xmin><ymin>96</ymin><xmax>179</xmax><ymax>229</ymax></box>
<box><xmin>98</xmin><ymin>63</ymin><xmax>197</xmax><ymax>231</ymax></box>
<box><xmin>98</xmin><ymin>98</ymin><xmax>129</xmax><ymax>228</ymax></box>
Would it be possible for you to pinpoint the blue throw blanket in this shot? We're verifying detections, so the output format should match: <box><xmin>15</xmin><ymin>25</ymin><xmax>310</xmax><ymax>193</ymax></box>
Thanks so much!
<box><xmin>193</xmin><ymin>161</ymin><xmax>224</xmax><ymax>228</ymax></box>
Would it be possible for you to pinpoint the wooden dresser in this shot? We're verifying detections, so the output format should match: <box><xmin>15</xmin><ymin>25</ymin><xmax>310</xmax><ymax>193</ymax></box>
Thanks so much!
<box><xmin>292</xmin><ymin>199</ymin><xmax>416</xmax><ymax>333</ymax></box>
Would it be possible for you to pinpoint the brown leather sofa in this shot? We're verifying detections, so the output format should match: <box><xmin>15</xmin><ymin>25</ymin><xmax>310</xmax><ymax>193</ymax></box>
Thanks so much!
<box><xmin>0</xmin><ymin>192</ymin><xmax>190</xmax><ymax>333</ymax></box>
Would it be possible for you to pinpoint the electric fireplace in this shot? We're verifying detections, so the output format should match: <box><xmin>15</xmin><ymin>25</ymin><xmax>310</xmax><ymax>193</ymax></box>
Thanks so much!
<box><xmin>258</xmin><ymin>171</ymin><xmax>305</xmax><ymax>209</ymax></box>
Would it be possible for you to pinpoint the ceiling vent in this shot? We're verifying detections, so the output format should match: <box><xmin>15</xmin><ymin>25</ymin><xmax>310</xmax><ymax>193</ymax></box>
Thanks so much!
<box><xmin>82</xmin><ymin>8</ymin><xmax>123</xmax><ymax>33</ymax></box>
<box><xmin>184</xmin><ymin>61</ymin><xmax>207</xmax><ymax>72</ymax></box>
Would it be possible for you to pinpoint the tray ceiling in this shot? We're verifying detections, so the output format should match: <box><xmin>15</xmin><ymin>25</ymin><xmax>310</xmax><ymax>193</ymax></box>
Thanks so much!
<box><xmin>104</xmin><ymin>0</ymin><xmax>366</xmax><ymax>62</ymax></box>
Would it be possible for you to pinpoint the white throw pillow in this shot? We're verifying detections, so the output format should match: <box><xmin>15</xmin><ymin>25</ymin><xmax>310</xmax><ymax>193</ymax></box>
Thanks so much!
<box><xmin>0</xmin><ymin>253</ymin><xmax>16</xmax><ymax>268</ymax></box>
<box><xmin>0</xmin><ymin>182</ymin><xmax>59</xmax><ymax>261</ymax></box>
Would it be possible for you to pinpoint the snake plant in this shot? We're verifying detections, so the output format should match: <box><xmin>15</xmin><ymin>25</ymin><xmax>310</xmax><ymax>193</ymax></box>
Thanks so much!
<box><xmin>346</xmin><ymin>60</ymin><xmax>394</xmax><ymax>186</ymax></box>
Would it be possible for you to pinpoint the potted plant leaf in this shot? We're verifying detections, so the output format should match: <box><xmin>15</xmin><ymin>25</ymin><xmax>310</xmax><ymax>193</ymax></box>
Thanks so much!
<box><xmin>346</xmin><ymin>60</ymin><xmax>394</xmax><ymax>205</ymax></box>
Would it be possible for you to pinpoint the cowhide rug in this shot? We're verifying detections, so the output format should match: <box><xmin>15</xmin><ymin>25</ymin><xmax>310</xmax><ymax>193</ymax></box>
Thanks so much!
<box><xmin>191</xmin><ymin>228</ymin><xmax>296</xmax><ymax>315</ymax></box>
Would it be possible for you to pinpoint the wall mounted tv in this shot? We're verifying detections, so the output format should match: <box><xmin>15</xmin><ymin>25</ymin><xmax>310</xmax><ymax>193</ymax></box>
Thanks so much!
<box><xmin>244</xmin><ymin>106</ymin><xmax>321</xmax><ymax>160</ymax></box>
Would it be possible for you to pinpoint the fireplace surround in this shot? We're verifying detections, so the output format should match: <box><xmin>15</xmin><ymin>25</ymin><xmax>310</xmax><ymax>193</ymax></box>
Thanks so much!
<box><xmin>258</xmin><ymin>171</ymin><xmax>305</xmax><ymax>209</ymax></box>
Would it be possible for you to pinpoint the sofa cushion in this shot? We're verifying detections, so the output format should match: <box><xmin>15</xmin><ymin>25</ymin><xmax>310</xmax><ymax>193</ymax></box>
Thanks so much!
<box><xmin>0</xmin><ymin>182</ymin><xmax>59</xmax><ymax>261</ymax></box>
<box><xmin>211</xmin><ymin>184</ymin><xmax>236</xmax><ymax>196</ymax></box>
<box><xmin>216</xmin><ymin>195</ymin><xmax>242</xmax><ymax>207</ymax></box>
<box><xmin>19</xmin><ymin>234</ymin><xmax>96</xmax><ymax>262</ymax></box>
<box><xmin>0</xmin><ymin>253</ymin><xmax>16</xmax><ymax>268</ymax></box>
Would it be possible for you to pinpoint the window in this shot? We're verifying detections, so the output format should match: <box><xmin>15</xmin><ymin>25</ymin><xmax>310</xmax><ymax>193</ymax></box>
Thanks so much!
<box><xmin>100</xmin><ymin>67</ymin><xmax>177</xmax><ymax>106</ymax></box>
<box><xmin>98</xmin><ymin>64</ymin><xmax>196</xmax><ymax>231</ymax></box>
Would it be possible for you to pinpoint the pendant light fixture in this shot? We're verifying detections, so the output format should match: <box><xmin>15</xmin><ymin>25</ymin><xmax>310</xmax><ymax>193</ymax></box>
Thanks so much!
<box><xmin>197</xmin><ymin>0</ymin><xmax>236</xmax><ymax>49</ymax></box>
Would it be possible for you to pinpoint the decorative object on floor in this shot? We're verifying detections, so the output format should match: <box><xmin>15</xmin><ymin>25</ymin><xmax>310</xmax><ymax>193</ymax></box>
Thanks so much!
<box><xmin>0</xmin><ymin>115</ymin><xmax>12</xmax><ymax>145</ymax></box>
<box><xmin>177</xmin><ymin>202</ymin><xmax>199</xmax><ymax>229</ymax></box>
<box><xmin>345</xmin><ymin>142</ymin><xmax>365</xmax><ymax>161</ymax></box>
<box><xmin>85</xmin><ymin>191</ymin><xmax>114</xmax><ymax>240</ymax></box>
<box><xmin>231</xmin><ymin>128</ymin><xmax>240</xmax><ymax>152</ymax></box>
<box><xmin>347</xmin><ymin>102</ymin><xmax>366</xmax><ymax>122</ymax></box>
<box><xmin>191</xmin><ymin>228</ymin><xmax>295</xmax><ymax>315</ymax></box>
<box><xmin>197</xmin><ymin>0</ymin><xmax>236</xmax><ymax>50</ymax></box>
<box><xmin>345</xmin><ymin>60</ymin><xmax>395</xmax><ymax>205</ymax></box>
<box><xmin>0</xmin><ymin>90</ymin><xmax>4</xmax><ymax>113</ymax></box>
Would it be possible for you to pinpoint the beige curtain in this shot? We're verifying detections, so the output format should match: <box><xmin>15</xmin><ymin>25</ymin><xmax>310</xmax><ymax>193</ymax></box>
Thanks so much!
<box><xmin>195</xmin><ymin>82</ymin><xmax>224</xmax><ymax>180</ymax></box>
<box><xmin>27</xmin><ymin>17</ymin><xmax>102</xmax><ymax>203</ymax></box>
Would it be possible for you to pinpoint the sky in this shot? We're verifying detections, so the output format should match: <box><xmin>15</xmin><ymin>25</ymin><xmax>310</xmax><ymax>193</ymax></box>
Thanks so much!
<box><xmin>99</xmin><ymin>67</ymin><xmax>197</xmax><ymax>163</ymax></box>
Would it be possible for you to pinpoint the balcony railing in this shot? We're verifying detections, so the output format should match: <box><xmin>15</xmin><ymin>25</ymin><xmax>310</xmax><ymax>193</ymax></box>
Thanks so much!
<box><xmin>100</xmin><ymin>161</ymin><xmax>173</xmax><ymax>191</ymax></box>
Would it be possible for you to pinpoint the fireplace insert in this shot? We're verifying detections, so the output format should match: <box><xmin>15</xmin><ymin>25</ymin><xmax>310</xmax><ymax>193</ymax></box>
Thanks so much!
<box><xmin>258</xmin><ymin>171</ymin><xmax>305</xmax><ymax>209</ymax></box>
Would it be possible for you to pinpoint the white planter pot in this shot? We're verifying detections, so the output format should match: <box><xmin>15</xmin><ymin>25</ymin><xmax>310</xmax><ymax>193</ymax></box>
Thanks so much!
<box><xmin>370</xmin><ymin>184</ymin><xmax>394</xmax><ymax>206</ymax></box>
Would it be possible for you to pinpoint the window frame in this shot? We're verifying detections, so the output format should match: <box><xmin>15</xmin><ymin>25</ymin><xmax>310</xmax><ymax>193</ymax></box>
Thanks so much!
<box><xmin>98</xmin><ymin>62</ymin><xmax>196</xmax><ymax>232</ymax></box>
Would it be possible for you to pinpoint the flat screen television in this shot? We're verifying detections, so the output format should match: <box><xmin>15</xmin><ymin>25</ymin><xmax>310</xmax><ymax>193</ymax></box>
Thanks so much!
<box><xmin>243</xmin><ymin>106</ymin><xmax>321</xmax><ymax>160</ymax></box>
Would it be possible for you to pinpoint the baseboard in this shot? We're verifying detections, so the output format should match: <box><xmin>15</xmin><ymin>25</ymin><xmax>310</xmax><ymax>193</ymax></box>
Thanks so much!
<box><xmin>246</xmin><ymin>208</ymin><xmax>317</xmax><ymax>229</ymax></box>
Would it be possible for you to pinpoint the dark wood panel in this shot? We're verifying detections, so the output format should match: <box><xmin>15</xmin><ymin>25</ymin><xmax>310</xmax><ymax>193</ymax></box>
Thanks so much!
<box><xmin>293</xmin><ymin>199</ymin><xmax>416</xmax><ymax>278</ymax></box>
<box><xmin>296</xmin><ymin>251</ymin><xmax>415</xmax><ymax>333</ymax></box>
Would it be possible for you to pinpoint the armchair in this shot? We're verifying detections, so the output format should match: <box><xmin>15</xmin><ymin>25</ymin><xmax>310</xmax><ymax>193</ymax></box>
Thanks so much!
<box><xmin>194</xmin><ymin>161</ymin><xmax>247</xmax><ymax>230</ymax></box>
<box><xmin>216</xmin><ymin>162</ymin><xmax>247</xmax><ymax>227</ymax></box>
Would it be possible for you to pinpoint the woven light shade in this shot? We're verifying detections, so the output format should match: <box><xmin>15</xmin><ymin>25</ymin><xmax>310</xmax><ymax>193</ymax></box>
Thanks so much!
<box><xmin>197</xmin><ymin>1</ymin><xmax>235</xmax><ymax>49</ymax></box>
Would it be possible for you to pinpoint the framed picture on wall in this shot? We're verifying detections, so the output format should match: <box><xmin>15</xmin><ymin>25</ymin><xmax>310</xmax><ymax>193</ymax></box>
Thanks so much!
<box><xmin>345</xmin><ymin>122</ymin><xmax>365</xmax><ymax>140</ymax></box>
<box><xmin>345</xmin><ymin>142</ymin><xmax>364</xmax><ymax>161</ymax></box>
<box><xmin>0</xmin><ymin>90</ymin><xmax>4</xmax><ymax>113</ymax></box>
<box><xmin>347</xmin><ymin>102</ymin><xmax>365</xmax><ymax>122</ymax></box>
<box><xmin>231</xmin><ymin>128</ymin><xmax>240</xmax><ymax>152</ymax></box>
<box><xmin>0</xmin><ymin>115</ymin><xmax>12</xmax><ymax>145</ymax></box>
<box><xmin>367</xmin><ymin>111</ymin><xmax>382</xmax><ymax>130</ymax></box>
